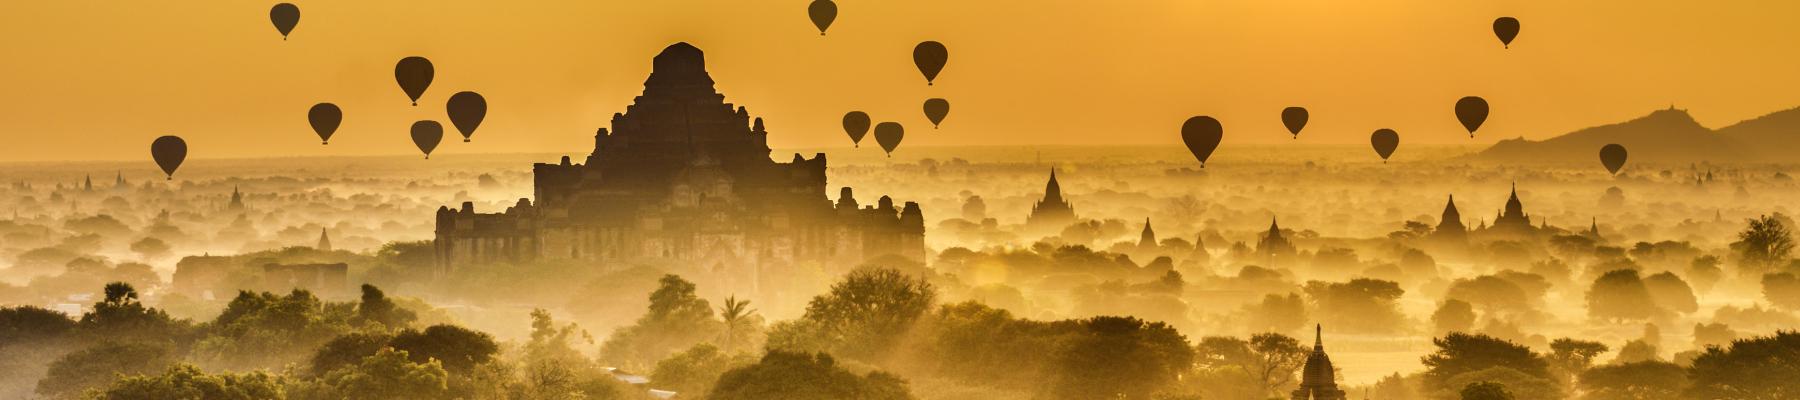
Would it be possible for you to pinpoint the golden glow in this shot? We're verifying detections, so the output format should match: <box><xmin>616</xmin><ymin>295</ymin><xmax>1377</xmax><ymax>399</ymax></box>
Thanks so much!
<box><xmin>1</xmin><ymin>1</ymin><xmax>1797</xmax><ymax>161</ymax></box>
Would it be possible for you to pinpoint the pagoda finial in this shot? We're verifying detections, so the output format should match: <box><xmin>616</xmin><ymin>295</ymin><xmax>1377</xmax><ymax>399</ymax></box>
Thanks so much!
<box><xmin>1314</xmin><ymin>324</ymin><xmax>1323</xmax><ymax>350</ymax></box>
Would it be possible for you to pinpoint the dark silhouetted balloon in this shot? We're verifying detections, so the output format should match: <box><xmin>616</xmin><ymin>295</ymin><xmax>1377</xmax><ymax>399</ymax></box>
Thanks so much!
<box><xmin>308</xmin><ymin>103</ymin><xmax>341</xmax><ymax>145</ymax></box>
<box><xmin>395</xmin><ymin>57</ymin><xmax>434</xmax><ymax>106</ymax></box>
<box><xmin>923</xmin><ymin>98</ymin><xmax>950</xmax><ymax>129</ymax></box>
<box><xmin>411</xmin><ymin>120</ymin><xmax>443</xmax><ymax>159</ymax></box>
<box><xmin>446</xmin><ymin>91</ymin><xmax>487</xmax><ymax>142</ymax></box>
<box><xmin>270</xmin><ymin>3</ymin><xmax>299</xmax><ymax>40</ymax></box>
<box><xmin>1281</xmin><ymin>107</ymin><xmax>1308</xmax><ymax>139</ymax></box>
<box><xmin>150</xmin><ymin>136</ymin><xmax>187</xmax><ymax>180</ymax></box>
<box><xmin>1494</xmin><ymin>17</ymin><xmax>1520</xmax><ymax>48</ymax></box>
<box><xmin>1455</xmin><ymin>96</ymin><xmax>1489</xmax><ymax>137</ymax></box>
<box><xmin>1371</xmin><ymin>129</ymin><xmax>1399</xmax><ymax>162</ymax></box>
<box><xmin>1600</xmin><ymin>143</ymin><xmax>1628</xmax><ymax>175</ymax></box>
<box><xmin>1181</xmin><ymin>116</ymin><xmax>1223</xmax><ymax>168</ymax></box>
<box><xmin>913</xmin><ymin>41</ymin><xmax>948</xmax><ymax>86</ymax></box>
<box><xmin>843</xmin><ymin>111</ymin><xmax>870</xmax><ymax>147</ymax></box>
<box><xmin>808</xmin><ymin>0</ymin><xmax>837</xmax><ymax>36</ymax></box>
<box><xmin>874</xmin><ymin>122</ymin><xmax>904</xmax><ymax>157</ymax></box>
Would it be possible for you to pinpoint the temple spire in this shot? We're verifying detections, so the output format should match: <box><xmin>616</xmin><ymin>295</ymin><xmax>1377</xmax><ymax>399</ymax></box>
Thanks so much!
<box><xmin>1314</xmin><ymin>323</ymin><xmax>1323</xmax><ymax>350</ymax></box>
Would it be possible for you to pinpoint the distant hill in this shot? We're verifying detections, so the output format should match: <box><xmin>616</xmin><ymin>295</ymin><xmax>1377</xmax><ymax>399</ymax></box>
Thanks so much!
<box><xmin>1472</xmin><ymin>106</ymin><xmax>1800</xmax><ymax>165</ymax></box>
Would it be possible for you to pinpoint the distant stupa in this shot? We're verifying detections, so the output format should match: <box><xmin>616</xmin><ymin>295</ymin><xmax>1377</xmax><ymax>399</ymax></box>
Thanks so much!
<box><xmin>1257</xmin><ymin>217</ymin><xmax>1296</xmax><ymax>261</ymax></box>
<box><xmin>317</xmin><ymin>228</ymin><xmax>332</xmax><ymax>252</ymax></box>
<box><xmin>1291</xmin><ymin>324</ymin><xmax>1347</xmax><ymax>400</ymax></box>
<box><xmin>1138</xmin><ymin>218</ymin><xmax>1157</xmax><ymax>251</ymax></box>
<box><xmin>1026</xmin><ymin>169</ymin><xmax>1076</xmax><ymax>229</ymax></box>
<box><xmin>1432</xmin><ymin>194</ymin><xmax>1468</xmax><ymax>243</ymax></box>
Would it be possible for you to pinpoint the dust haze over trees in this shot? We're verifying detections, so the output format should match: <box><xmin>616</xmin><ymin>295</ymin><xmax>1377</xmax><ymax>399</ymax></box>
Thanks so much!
<box><xmin>7</xmin><ymin>3</ymin><xmax>1800</xmax><ymax>398</ymax></box>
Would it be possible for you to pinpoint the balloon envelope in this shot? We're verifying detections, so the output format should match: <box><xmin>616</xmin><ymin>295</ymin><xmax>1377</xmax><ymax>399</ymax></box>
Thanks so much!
<box><xmin>1455</xmin><ymin>96</ymin><xmax>1489</xmax><ymax>136</ymax></box>
<box><xmin>923</xmin><ymin>98</ymin><xmax>950</xmax><ymax>128</ymax></box>
<box><xmin>1281</xmin><ymin>107</ymin><xmax>1308</xmax><ymax>138</ymax></box>
<box><xmin>1181</xmin><ymin>116</ymin><xmax>1224</xmax><ymax>168</ymax></box>
<box><xmin>843</xmin><ymin>111</ymin><xmax>870</xmax><ymax>147</ymax></box>
<box><xmin>808</xmin><ymin>0</ymin><xmax>837</xmax><ymax>35</ymax></box>
<box><xmin>308</xmin><ymin>103</ymin><xmax>341</xmax><ymax>144</ymax></box>
<box><xmin>1494</xmin><ymin>17</ymin><xmax>1520</xmax><ymax>48</ymax></box>
<box><xmin>395</xmin><ymin>57</ymin><xmax>434</xmax><ymax>106</ymax></box>
<box><xmin>446</xmin><ymin>91</ymin><xmax>487</xmax><ymax>142</ymax></box>
<box><xmin>411</xmin><ymin>121</ymin><xmax>444</xmax><ymax>159</ymax></box>
<box><xmin>1600</xmin><ymin>144</ymin><xmax>1628</xmax><ymax>175</ymax></box>
<box><xmin>874</xmin><ymin>122</ymin><xmax>904</xmax><ymax>156</ymax></box>
<box><xmin>150</xmin><ymin>136</ymin><xmax>187</xmax><ymax>179</ymax></box>
<box><xmin>270</xmin><ymin>3</ymin><xmax>299</xmax><ymax>40</ymax></box>
<box><xmin>913</xmin><ymin>41</ymin><xmax>948</xmax><ymax>85</ymax></box>
<box><xmin>1371</xmin><ymin>129</ymin><xmax>1400</xmax><ymax>161</ymax></box>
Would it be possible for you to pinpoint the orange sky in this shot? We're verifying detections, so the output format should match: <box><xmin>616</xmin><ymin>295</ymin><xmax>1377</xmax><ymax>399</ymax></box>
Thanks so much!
<box><xmin>0</xmin><ymin>1</ymin><xmax>1796</xmax><ymax>162</ymax></box>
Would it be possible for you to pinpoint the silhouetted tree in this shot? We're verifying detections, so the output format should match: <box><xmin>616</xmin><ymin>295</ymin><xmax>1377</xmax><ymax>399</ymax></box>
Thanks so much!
<box><xmin>390</xmin><ymin>324</ymin><xmax>498</xmax><ymax>374</ymax></box>
<box><xmin>1578</xmin><ymin>361</ymin><xmax>1687</xmax><ymax>400</ymax></box>
<box><xmin>294</xmin><ymin>347</ymin><xmax>449</xmax><ymax>400</ymax></box>
<box><xmin>770</xmin><ymin>268</ymin><xmax>935</xmax><ymax>361</ymax></box>
<box><xmin>600</xmin><ymin>274</ymin><xmax>719</xmax><ymax>370</ymax></box>
<box><xmin>1433</xmin><ymin>300</ymin><xmax>1478</xmax><ymax>334</ymax></box>
<box><xmin>1613</xmin><ymin>340</ymin><xmax>1660</xmax><ymax>363</ymax></box>
<box><xmin>1244</xmin><ymin>292</ymin><xmax>1307</xmax><ymax>334</ymax></box>
<box><xmin>1685</xmin><ymin>331</ymin><xmax>1800</xmax><ymax>399</ymax></box>
<box><xmin>1422</xmin><ymin>333</ymin><xmax>1556</xmax><ymax>399</ymax></box>
<box><xmin>1642</xmin><ymin>271</ymin><xmax>1699</xmax><ymax>314</ymax></box>
<box><xmin>1546</xmin><ymin>338</ymin><xmax>1608</xmax><ymax>383</ymax></box>
<box><xmin>1731</xmin><ymin>215</ymin><xmax>1794</xmax><ymax>276</ymax></box>
<box><xmin>355</xmin><ymin>284</ymin><xmax>417</xmax><ymax>330</ymax></box>
<box><xmin>717</xmin><ymin>295</ymin><xmax>759</xmax><ymax>354</ymax></box>
<box><xmin>310</xmin><ymin>332</ymin><xmax>393</xmax><ymax>376</ymax></box>
<box><xmin>77</xmin><ymin>282</ymin><xmax>188</xmax><ymax>344</ymax></box>
<box><xmin>1303</xmin><ymin>279</ymin><xmax>1407</xmax><ymax>334</ymax></box>
<box><xmin>1050</xmin><ymin>316</ymin><xmax>1193</xmax><ymax>400</ymax></box>
<box><xmin>1686</xmin><ymin>255</ymin><xmax>1723</xmax><ymax>292</ymax></box>
<box><xmin>1762</xmin><ymin>272</ymin><xmax>1800</xmax><ymax>310</ymax></box>
<box><xmin>87</xmin><ymin>364</ymin><xmax>285</xmax><ymax>400</ymax></box>
<box><xmin>194</xmin><ymin>289</ymin><xmax>350</xmax><ymax>371</ymax></box>
<box><xmin>651</xmin><ymin>343</ymin><xmax>749</xmax><ymax>396</ymax></box>
<box><xmin>708</xmin><ymin>351</ymin><xmax>912</xmax><ymax>400</ymax></box>
<box><xmin>35</xmin><ymin>342</ymin><xmax>173</xmax><ymax>399</ymax></box>
<box><xmin>1193</xmin><ymin>333</ymin><xmax>1307</xmax><ymax>398</ymax></box>
<box><xmin>0</xmin><ymin>305</ymin><xmax>76</xmax><ymax>344</ymax></box>
<box><xmin>1459</xmin><ymin>381</ymin><xmax>1513</xmax><ymax>400</ymax></box>
<box><xmin>1586</xmin><ymin>269</ymin><xmax>1667</xmax><ymax>321</ymax></box>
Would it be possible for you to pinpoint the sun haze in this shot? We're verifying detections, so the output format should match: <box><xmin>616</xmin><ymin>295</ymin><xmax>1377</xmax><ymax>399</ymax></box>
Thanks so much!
<box><xmin>0</xmin><ymin>0</ymin><xmax>1797</xmax><ymax>162</ymax></box>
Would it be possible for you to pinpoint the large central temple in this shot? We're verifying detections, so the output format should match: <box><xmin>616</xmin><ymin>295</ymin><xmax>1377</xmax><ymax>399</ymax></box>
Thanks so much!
<box><xmin>433</xmin><ymin>43</ymin><xmax>926</xmax><ymax>276</ymax></box>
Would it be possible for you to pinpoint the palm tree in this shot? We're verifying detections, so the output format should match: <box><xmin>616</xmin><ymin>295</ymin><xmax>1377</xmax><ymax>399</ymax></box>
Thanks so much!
<box><xmin>718</xmin><ymin>296</ymin><xmax>757</xmax><ymax>354</ymax></box>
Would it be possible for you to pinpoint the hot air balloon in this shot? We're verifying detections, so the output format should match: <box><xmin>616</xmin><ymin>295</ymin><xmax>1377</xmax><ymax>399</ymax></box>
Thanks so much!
<box><xmin>1455</xmin><ymin>96</ymin><xmax>1489</xmax><ymax>137</ymax></box>
<box><xmin>843</xmin><ymin>111</ymin><xmax>870</xmax><ymax>148</ymax></box>
<box><xmin>923</xmin><ymin>98</ymin><xmax>950</xmax><ymax>129</ymax></box>
<box><xmin>874</xmin><ymin>122</ymin><xmax>904</xmax><ymax>157</ymax></box>
<box><xmin>808</xmin><ymin>0</ymin><xmax>837</xmax><ymax>36</ymax></box>
<box><xmin>1600</xmin><ymin>144</ymin><xmax>1628</xmax><ymax>175</ymax></box>
<box><xmin>1493</xmin><ymin>17</ymin><xmax>1520</xmax><ymax>48</ymax></box>
<box><xmin>1281</xmin><ymin>107</ymin><xmax>1308</xmax><ymax>139</ymax></box>
<box><xmin>395</xmin><ymin>57</ymin><xmax>434</xmax><ymax>106</ymax></box>
<box><xmin>270</xmin><ymin>3</ymin><xmax>299</xmax><ymax>40</ymax></box>
<box><xmin>913</xmin><ymin>41</ymin><xmax>948</xmax><ymax>86</ymax></box>
<box><xmin>308</xmin><ymin>103</ymin><xmax>341</xmax><ymax>145</ymax></box>
<box><xmin>446</xmin><ymin>91</ymin><xmax>487</xmax><ymax>142</ymax></box>
<box><xmin>150</xmin><ymin>136</ymin><xmax>187</xmax><ymax>180</ymax></box>
<box><xmin>1370</xmin><ymin>129</ymin><xmax>1399</xmax><ymax>162</ymax></box>
<box><xmin>1181</xmin><ymin>116</ymin><xmax>1223</xmax><ymax>168</ymax></box>
<box><xmin>411</xmin><ymin>121</ymin><xmax>443</xmax><ymax>159</ymax></box>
